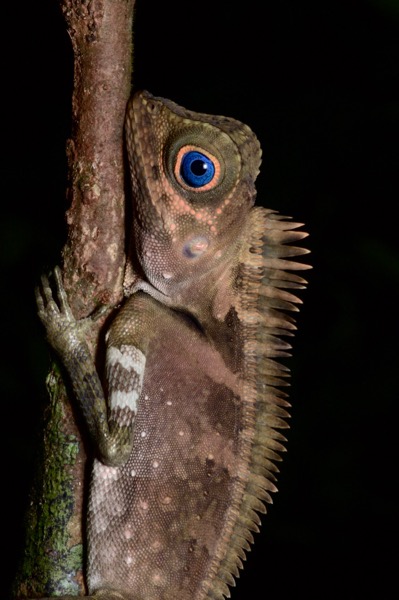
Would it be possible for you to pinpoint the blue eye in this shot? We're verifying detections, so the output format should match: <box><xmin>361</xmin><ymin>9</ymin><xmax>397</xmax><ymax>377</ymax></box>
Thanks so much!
<box><xmin>180</xmin><ymin>151</ymin><xmax>216</xmax><ymax>188</ymax></box>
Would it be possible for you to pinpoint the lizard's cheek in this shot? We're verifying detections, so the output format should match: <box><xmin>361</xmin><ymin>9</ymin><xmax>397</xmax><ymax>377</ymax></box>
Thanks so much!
<box><xmin>182</xmin><ymin>235</ymin><xmax>210</xmax><ymax>259</ymax></box>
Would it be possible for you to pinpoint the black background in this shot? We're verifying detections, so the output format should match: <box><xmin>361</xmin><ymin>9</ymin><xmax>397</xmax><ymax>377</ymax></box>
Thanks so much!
<box><xmin>3</xmin><ymin>0</ymin><xmax>398</xmax><ymax>597</ymax></box>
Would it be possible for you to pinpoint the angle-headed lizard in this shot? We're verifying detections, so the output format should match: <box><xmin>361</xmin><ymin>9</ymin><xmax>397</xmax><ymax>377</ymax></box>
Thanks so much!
<box><xmin>35</xmin><ymin>90</ymin><xmax>310</xmax><ymax>599</ymax></box>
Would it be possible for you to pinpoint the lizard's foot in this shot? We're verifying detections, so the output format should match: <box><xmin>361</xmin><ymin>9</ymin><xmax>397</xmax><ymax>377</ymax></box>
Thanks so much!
<box><xmin>35</xmin><ymin>266</ymin><xmax>106</xmax><ymax>358</ymax></box>
<box><xmin>35</xmin><ymin>266</ymin><xmax>80</xmax><ymax>355</ymax></box>
<box><xmin>36</xmin><ymin>266</ymin><xmax>74</xmax><ymax>323</ymax></box>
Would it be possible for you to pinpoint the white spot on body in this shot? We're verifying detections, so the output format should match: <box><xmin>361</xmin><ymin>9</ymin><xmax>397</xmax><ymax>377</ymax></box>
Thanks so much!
<box><xmin>151</xmin><ymin>540</ymin><xmax>163</xmax><ymax>551</ymax></box>
<box><xmin>152</xmin><ymin>570</ymin><xmax>166</xmax><ymax>586</ymax></box>
<box><xmin>139</xmin><ymin>500</ymin><xmax>149</xmax><ymax>511</ymax></box>
<box><xmin>124</xmin><ymin>527</ymin><xmax>133</xmax><ymax>540</ymax></box>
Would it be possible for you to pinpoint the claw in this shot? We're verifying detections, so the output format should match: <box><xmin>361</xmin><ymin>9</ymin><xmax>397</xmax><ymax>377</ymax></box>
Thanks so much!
<box><xmin>39</xmin><ymin>273</ymin><xmax>53</xmax><ymax>305</ymax></box>
<box><xmin>35</xmin><ymin>284</ymin><xmax>45</xmax><ymax>312</ymax></box>
<box><xmin>52</xmin><ymin>266</ymin><xmax>74</xmax><ymax>319</ymax></box>
<box><xmin>35</xmin><ymin>273</ymin><xmax>56</xmax><ymax>320</ymax></box>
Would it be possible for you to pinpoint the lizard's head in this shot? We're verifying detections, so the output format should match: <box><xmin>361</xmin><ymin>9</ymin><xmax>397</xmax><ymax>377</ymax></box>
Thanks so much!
<box><xmin>125</xmin><ymin>90</ymin><xmax>262</xmax><ymax>304</ymax></box>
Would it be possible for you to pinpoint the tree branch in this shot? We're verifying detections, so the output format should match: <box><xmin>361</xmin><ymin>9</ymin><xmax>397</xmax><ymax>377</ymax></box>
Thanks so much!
<box><xmin>13</xmin><ymin>1</ymin><xmax>136</xmax><ymax>596</ymax></box>
<box><xmin>61</xmin><ymin>0</ymin><xmax>135</xmax><ymax>315</ymax></box>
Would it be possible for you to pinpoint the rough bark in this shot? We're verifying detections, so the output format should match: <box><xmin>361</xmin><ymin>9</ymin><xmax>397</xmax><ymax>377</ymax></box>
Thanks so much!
<box><xmin>13</xmin><ymin>0</ymin><xmax>136</xmax><ymax>596</ymax></box>
<box><xmin>61</xmin><ymin>0</ymin><xmax>135</xmax><ymax>316</ymax></box>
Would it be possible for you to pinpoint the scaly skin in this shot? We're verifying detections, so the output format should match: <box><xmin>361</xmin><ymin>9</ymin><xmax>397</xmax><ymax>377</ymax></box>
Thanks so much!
<box><xmin>35</xmin><ymin>91</ymin><xmax>310</xmax><ymax>600</ymax></box>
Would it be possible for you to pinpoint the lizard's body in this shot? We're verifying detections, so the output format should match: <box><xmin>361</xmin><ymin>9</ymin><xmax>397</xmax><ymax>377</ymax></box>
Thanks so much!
<box><xmin>36</xmin><ymin>91</ymin><xmax>310</xmax><ymax>599</ymax></box>
<box><xmin>90</xmin><ymin>292</ymin><xmax>242</xmax><ymax>599</ymax></box>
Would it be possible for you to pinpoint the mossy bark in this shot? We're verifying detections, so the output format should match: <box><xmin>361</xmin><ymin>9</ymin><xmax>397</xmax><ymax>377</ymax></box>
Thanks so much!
<box><xmin>15</xmin><ymin>369</ymin><xmax>85</xmax><ymax>597</ymax></box>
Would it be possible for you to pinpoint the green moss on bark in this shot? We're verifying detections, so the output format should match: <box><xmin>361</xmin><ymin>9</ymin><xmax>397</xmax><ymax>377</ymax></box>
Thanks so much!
<box><xmin>13</xmin><ymin>367</ymin><xmax>85</xmax><ymax>598</ymax></box>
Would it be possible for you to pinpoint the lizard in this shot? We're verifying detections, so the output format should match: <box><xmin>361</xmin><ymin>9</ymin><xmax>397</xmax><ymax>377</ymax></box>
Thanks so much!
<box><xmin>35</xmin><ymin>90</ymin><xmax>310</xmax><ymax>600</ymax></box>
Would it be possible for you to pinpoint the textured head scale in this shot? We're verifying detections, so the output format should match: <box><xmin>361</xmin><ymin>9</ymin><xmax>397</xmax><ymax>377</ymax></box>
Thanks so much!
<box><xmin>125</xmin><ymin>90</ymin><xmax>262</xmax><ymax>298</ymax></box>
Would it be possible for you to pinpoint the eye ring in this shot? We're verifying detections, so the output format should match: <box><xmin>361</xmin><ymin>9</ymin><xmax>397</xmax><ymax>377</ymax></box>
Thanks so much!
<box><xmin>174</xmin><ymin>145</ymin><xmax>221</xmax><ymax>192</ymax></box>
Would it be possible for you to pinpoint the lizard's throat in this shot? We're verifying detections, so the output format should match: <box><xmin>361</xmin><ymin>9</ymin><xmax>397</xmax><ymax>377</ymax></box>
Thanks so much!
<box><xmin>133</xmin><ymin>222</ymin><xmax>236</xmax><ymax>305</ymax></box>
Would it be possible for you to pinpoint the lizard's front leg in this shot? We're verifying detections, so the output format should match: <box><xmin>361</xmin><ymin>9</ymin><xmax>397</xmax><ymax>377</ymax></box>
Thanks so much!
<box><xmin>36</xmin><ymin>266</ymin><xmax>139</xmax><ymax>468</ymax></box>
<box><xmin>35</xmin><ymin>269</ymin><xmax>158</xmax><ymax>600</ymax></box>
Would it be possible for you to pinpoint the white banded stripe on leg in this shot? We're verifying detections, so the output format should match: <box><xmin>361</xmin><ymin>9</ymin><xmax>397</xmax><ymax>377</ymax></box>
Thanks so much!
<box><xmin>106</xmin><ymin>344</ymin><xmax>146</xmax><ymax>415</ymax></box>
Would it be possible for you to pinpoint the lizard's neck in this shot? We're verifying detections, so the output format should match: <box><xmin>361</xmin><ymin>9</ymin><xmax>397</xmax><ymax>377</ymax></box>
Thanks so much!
<box><xmin>128</xmin><ymin>215</ymin><xmax>250</xmax><ymax>328</ymax></box>
<box><xmin>130</xmin><ymin>250</ymin><xmax>236</xmax><ymax>324</ymax></box>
